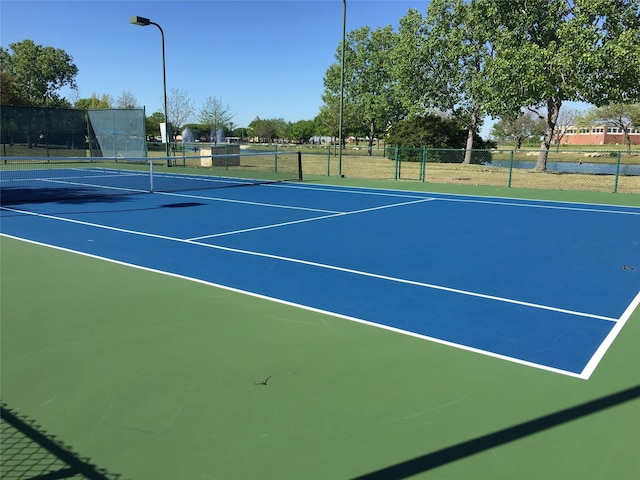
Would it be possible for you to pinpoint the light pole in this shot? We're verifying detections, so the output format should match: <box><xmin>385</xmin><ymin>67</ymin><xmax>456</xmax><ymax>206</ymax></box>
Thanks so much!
<box><xmin>129</xmin><ymin>15</ymin><xmax>171</xmax><ymax>166</ymax></box>
<box><xmin>338</xmin><ymin>0</ymin><xmax>346</xmax><ymax>177</ymax></box>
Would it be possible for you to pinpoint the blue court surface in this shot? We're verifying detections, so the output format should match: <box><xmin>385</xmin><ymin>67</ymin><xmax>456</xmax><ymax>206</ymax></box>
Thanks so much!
<box><xmin>2</xmin><ymin>177</ymin><xmax>639</xmax><ymax>379</ymax></box>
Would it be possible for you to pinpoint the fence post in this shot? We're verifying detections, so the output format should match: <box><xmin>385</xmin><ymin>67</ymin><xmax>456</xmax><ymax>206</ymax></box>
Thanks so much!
<box><xmin>394</xmin><ymin>147</ymin><xmax>400</xmax><ymax>180</ymax></box>
<box><xmin>297</xmin><ymin>151</ymin><xmax>303</xmax><ymax>181</ymax></box>
<box><xmin>613</xmin><ymin>151</ymin><xmax>621</xmax><ymax>193</ymax></box>
<box><xmin>420</xmin><ymin>147</ymin><xmax>426</xmax><ymax>182</ymax></box>
<box><xmin>327</xmin><ymin>146</ymin><xmax>331</xmax><ymax>176</ymax></box>
<box><xmin>508</xmin><ymin>150</ymin><xmax>514</xmax><ymax>188</ymax></box>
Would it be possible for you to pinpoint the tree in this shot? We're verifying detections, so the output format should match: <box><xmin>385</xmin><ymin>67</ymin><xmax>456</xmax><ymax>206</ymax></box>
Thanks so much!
<box><xmin>289</xmin><ymin>120</ymin><xmax>316</xmax><ymax>144</ymax></box>
<box><xmin>581</xmin><ymin>103</ymin><xmax>640</xmax><ymax>153</ymax></box>
<box><xmin>0</xmin><ymin>39</ymin><xmax>78</xmax><ymax>107</ymax></box>
<box><xmin>552</xmin><ymin>108</ymin><xmax>579</xmax><ymax>151</ymax></box>
<box><xmin>316</xmin><ymin>92</ymin><xmax>359</xmax><ymax>147</ymax></box>
<box><xmin>483</xmin><ymin>0</ymin><xmax>640</xmax><ymax>170</ymax></box>
<box><xmin>387</xmin><ymin>113</ymin><xmax>495</xmax><ymax>163</ymax></box>
<box><xmin>0</xmin><ymin>71</ymin><xmax>24</xmax><ymax>105</ymax></box>
<box><xmin>388</xmin><ymin>114</ymin><xmax>469</xmax><ymax>149</ymax></box>
<box><xmin>74</xmin><ymin>93</ymin><xmax>112</xmax><ymax>110</ymax></box>
<box><xmin>323</xmin><ymin>25</ymin><xmax>405</xmax><ymax>155</ymax></box>
<box><xmin>146</xmin><ymin>111</ymin><xmax>165</xmax><ymax>139</ymax></box>
<box><xmin>183</xmin><ymin>123</ymin><xmax>211</xmax><ymax>141</ymax></box>
<box><xmin>199</xmin><ymin>96</ymin><xmax>234</xmax><ymax>143</ymax></box>
<box><xmin>632</xmin><ymin>108</ymin><xmax>640</xmax><ymax>129</ymax></box>
<box><xmin>491</xmin><ymin>112</ymin><xmax>546</xmax><ymax>149</ymax></box>
<box><xmin>394</xmin><ymin>1</ymin><xmax>492</xmax><ymax>164</ymax></box>
<box><xmin>249</xmin><ymin>118</ymin><xmax>288</xmax><ymax>142</ymax></box>
<box><xmin>116</xmin><ymin>91</ymin><xmax>139</xmax><ymax>109</ymax></box>
<box><xmin>166</xmin><ymin>88</ymin><xmax>194</xmax><ymax>136</ymax></box>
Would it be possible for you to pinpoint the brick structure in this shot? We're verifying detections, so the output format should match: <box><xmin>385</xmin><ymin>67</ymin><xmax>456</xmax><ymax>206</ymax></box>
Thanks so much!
<box><xmin>559</xmin><ymin>125</ymin><xmax>640</xmax><ymax>146</ymax></box>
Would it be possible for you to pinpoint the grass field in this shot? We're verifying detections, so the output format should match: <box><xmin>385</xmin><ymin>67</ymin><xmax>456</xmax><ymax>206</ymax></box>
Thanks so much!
<box><xmin>1</xmin><ymin>176</ymin><xmax>639</xmax><ymax>480</ymax></box>
<box><xmin>300</xmin><ymin>152</ymin><xmax>640</xmax><ymax>194</ymax></box>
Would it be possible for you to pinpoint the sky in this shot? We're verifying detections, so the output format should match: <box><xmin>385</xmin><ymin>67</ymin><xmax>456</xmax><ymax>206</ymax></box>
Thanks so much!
<box><xmin>1</xmin><ymin>0</ymin><xmax>435</xmax><ymax>131</ymax></box>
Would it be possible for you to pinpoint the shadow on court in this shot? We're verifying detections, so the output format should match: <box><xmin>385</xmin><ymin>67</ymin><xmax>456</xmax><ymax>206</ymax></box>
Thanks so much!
<box><xmin>0</xmin><ymin>403</ymin><xmax>122</xmax><ymax>480</ymax></box>
<box><xmin>0</xmin><ymin>186</ymin><xmax>140</xmax><ymax>206</ymax></box>
<box><xmin>351</xmin><ymin>385</ymin><xmax>640</xmax><ymax>480</ymax></box>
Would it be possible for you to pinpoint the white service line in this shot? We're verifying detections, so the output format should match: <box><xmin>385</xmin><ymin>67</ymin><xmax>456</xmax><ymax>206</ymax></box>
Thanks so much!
<box><xmin>155</xmin><ymin>190</ymin><xmax>341</xmax><ymax>214</ymax></box>
<box><xmin>436</xmin><ymin>196</ymin><xmax>640</xmax><ymax>216</ymax></box>
<box><xmin>0</xmin><ymin>204</ymin><xmax>618</xmax><ymax>323</ymax></box>
<box><xmin>187</xmin><ymin>197</ymin><xmax>435</xmax><ymax>240</ymax></box>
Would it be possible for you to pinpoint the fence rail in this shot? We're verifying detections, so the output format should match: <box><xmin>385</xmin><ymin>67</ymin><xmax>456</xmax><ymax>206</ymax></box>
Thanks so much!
<box><xmin>298</xmin><ymin>147</ymin><xmax>640</xmax><ymax>194</ymax></box>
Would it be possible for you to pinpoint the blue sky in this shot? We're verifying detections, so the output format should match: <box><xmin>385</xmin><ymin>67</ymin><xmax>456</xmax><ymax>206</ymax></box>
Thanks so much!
<box><xmin>1</xmin><ymin>0</ymin><xmax>433</xmax><ymax>130</ymax></box>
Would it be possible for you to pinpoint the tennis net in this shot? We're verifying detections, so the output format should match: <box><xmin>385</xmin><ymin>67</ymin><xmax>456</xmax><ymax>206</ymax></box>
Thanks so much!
<box><xmin>0</xmin><ymin>150</ymin><xmax>303</xmax><ymax>205</ymax></box>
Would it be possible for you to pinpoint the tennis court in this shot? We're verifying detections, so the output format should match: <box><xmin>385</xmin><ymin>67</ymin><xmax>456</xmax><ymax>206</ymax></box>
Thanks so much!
<box><xmin>2</xmin><ymin>159</ymin><xmax>639</xmax><ymax>479</ymax></box>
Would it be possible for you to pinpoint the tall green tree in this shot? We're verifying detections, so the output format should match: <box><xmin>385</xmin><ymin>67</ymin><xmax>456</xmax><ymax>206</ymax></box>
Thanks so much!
<box><xmin>0</xmin><ymin>71</ymin><xmax>24</xmax><ymax>105</ymax></box>
<box><xmin>0</xmin><ymin>39</ymin><xmax>78</xmax><ymax>107</ymax></box>
<box><xmin>388</xmin><ymin>114</ymin><xmax>470</xmax><ymax>149</ymax></box>
<box><xmin>74</xmin><ymin>93</ymin><xmax>112</xmax><ymax>110</ymax></box>
<box><xmin>288</xmin><ymin>120</ymin><xmax>316</xmax><ymax>144</ymax></box>
<box><xmin>323</xmin><ymin>25</ymin><xmax>405</xmax><ymax>155</ymax></box>
<box><xmin>483</xmin><ymin>0</ymin><xmax>640</xmax><ymax>170</ymax></box>
<box><xmin>249</xmin><ymin>118</ymin><xmax>288</xmax><ymax>142</ymax></box>
<box><xmin>316</xmin><ymin>93</ymin><xmax>359</xmax><ymax>146</ymax></box>
<box><xmin>394</xmin><ymin>0</ymin><xmax>491</xmax><ymax>164</ymax></box>
<box><xmin>146</xmin><ymin>111</ymin><xmax>165</xmax><ymax>139</ymax></box>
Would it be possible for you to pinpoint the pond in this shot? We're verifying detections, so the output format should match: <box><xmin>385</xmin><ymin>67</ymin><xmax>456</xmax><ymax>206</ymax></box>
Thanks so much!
<box><xmin>487</xmin><ymin>159</ymin><xmax>640</xmax><ymax>176</ymax></box>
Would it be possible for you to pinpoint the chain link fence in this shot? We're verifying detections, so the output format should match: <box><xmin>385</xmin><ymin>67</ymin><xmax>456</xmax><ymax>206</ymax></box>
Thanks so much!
<box><xmin>1</xmin><ymin>106</ymin><xmax>146</xmax><ymax>159</ymax></box>
<box><xmin>300</xmin><ymin>146</ymin><xmax>640</xmax><ymax>194</ymax></box>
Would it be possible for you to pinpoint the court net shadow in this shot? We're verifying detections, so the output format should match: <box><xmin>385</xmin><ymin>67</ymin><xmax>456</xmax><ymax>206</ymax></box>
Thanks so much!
<box><xmin>0</xmin><ymin>402</ymin><xmax>121</xmax><ymax>480</ymax></box>
<box><xmin>351</xmin><ymin>385</ymin><xmax>640</xmax><ymax>480</ymax></box>
<box><xmin>0</xmin><ymin>187</ymin><xmax>140</xmax><ymax>206</ymax></box>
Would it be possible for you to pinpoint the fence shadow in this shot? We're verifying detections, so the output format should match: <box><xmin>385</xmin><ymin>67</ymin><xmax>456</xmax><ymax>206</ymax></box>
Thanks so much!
<box><xmin>0</xmin><ymin>402</ymin><xmax>121</xmax><ymax>480</ymax></box>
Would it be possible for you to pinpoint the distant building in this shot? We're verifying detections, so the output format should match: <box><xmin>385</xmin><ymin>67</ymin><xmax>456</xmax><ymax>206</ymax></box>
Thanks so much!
<box><xmin>559</xmin><ymin>125</ymin><xmax>640</xmax><ymax>146</ymax></box>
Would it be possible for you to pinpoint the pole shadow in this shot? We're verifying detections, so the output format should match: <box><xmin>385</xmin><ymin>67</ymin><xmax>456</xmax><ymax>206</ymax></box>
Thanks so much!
<box><xmin>351</xmin><ymin>385</ymin><xmax>640</xmax><ymax>480</ymax></box>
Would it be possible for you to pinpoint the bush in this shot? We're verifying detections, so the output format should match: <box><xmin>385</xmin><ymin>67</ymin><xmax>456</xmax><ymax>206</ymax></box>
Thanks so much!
<box><xmin>386</xmin><ymin>114</ymin><xmax>495</xmax><ymax>164</ymax></box>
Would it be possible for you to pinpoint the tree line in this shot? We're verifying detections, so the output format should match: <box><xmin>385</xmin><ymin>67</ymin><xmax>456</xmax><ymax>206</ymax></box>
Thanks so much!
<box><xmin>3</xmin><ymin>1</ymin><xmax>640</xmax><ymax>169</ymax></box>
<box><xmin>322</xmin><ymin>0</ymin><xmax>640</xmax><ymax>169</ymax></box>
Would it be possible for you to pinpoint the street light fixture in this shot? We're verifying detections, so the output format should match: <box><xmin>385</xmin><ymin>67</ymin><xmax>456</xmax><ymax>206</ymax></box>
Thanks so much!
<box><xmin>129</xmin><ymin>15</ymin><xmax>171</xmax><ymax>166</ymax></box>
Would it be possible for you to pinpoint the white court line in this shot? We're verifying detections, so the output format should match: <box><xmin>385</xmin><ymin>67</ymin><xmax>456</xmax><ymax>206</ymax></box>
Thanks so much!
<box><xmin>434</xmin><ymin>196</ymin><xmax>640</xmax><ymax>216</ymax></box>
<box><xmin>156</xmin><ymin>190</ymin><xmax>341</xmax><ymax>214</ymax></box>
<box><xmin>0</xmin><ymin>232</ymin><xmax>594</xmax><ymax>379</ymax></box>
<box><xmin>187</xmin><ymin>197</ymin><xmax>435</xmax><ymax>240</ymax></box>
<box><xmin>265</xmin><ymin>182</ymin><xmax>640</xmax><ymax>215</ymax></box>
<box><xmin>579</xmin><ymin>289</ymin><xmax>640</xmax><ymax>379</ymax></box>
<box><xmin>0</xmin><ymin>205</ymin><xmax>618</xmax><ymax>323</ymax></box>
<box><xmin>37</xmin><ymin>177</ymin><xmax>149</xmax><ymax>194</ymax></box>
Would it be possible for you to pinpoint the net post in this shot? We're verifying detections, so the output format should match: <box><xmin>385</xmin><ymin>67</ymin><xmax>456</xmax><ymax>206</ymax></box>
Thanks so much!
<box><xmin>297</xmin><ymin>151</ymin><xmax>303</xmax><ymax>181</ymax></box>
<box><xmin>149</xmin><ymin>157</ymin><xmax>154</xmax><ymax>192</ymax></box>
